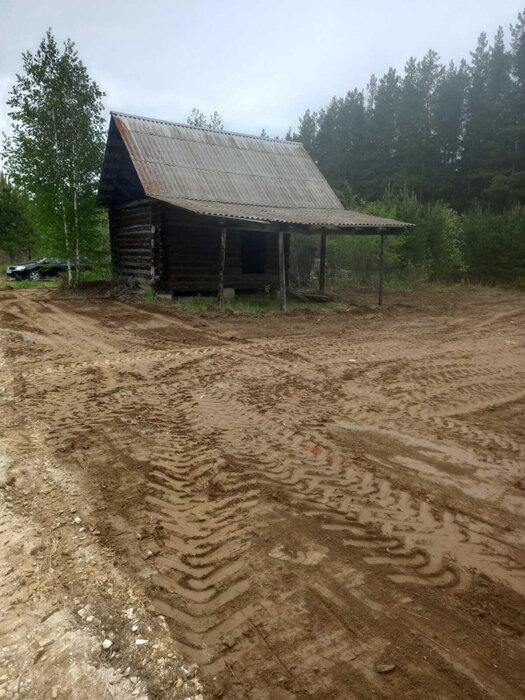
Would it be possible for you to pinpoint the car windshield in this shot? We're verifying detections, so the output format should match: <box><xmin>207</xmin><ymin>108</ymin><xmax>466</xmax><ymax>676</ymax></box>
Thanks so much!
<box><xmin>36</xmin><ymin>258</ymin><xmax>50</xmax><ymax>263</ymax></box>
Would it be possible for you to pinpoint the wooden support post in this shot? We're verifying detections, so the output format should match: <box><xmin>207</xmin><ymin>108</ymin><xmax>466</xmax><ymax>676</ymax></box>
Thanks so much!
<box><xmin>378</xmin><ymin>233</ymin><xmax>385</xmax><ymax>306</ymax></box>
<box><xmin>319</xmin><ymin>230</ymin><xmax>327</xmax><ymax>294</ymax></box>
<box><xmin>278</xmin><ymin>231</ymin><xmax>287</xmax><ymax>312</ymax></box>
<box><xmin>217</xmin><ymin>227</ymin><xmax>227</xmax><ymax>310</ymax></box>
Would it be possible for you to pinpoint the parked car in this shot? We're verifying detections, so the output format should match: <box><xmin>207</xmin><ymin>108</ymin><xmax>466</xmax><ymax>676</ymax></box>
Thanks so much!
<box><xmin>6</xmin><ymin>257</ymin><xmax>92</xmax><ymax>281</ymax></box>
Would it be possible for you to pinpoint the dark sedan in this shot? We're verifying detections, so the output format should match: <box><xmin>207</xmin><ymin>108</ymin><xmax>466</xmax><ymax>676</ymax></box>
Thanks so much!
<box><xmin>6</xmin><ymin>257</ymin><xmax>91</xmax><ymax>281</ymax></box>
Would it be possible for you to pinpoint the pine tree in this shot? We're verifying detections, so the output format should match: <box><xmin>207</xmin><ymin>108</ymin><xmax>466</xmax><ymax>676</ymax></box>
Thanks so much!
<box><xmin>296</xmin><ymin>109</ymin><xmax>318</xmax><ymax>154</ymax></box>
<box><xmin>509</xmin><ymin>10</ymin><xmax>525</xmax><ymax>203</ymax></box>
<box><xmin>289</xmin><ymin>8</ymin><xmax>523</xmax><ymax>213</ymax></box>
<box><xmin>366</xmin><ymin>68</ymin><xmax>401</xmax><ymax>197</ymax></box>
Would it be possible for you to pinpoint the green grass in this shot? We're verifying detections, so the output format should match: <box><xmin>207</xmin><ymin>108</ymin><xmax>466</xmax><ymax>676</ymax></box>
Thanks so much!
<box><xmin>78</xmin><ymin>266</ymin><xmax>113</xmax><ymax>283</ymax></box>
<box><xmin>142</xmin><ymin>293</ymin><xmax>333</xmax><ymax>313</ymax></box>
<box><xmin>330</xmin><ymin>273</ymin><xmax>523</xmax><ymax>293</ymax></box>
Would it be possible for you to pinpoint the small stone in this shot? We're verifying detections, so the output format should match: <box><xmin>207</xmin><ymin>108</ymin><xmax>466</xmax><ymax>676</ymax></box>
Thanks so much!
<box><xmin>86</xmin><ymin>615</ymin><xmax>94</xmax><ymax>623</ymax></box>
<box><xmin>0</xmin><ymin>689</ymin><xmax>6</xmax><ymax>698</ymax></box>
<box><xmin>74</xmin><ymin>517</ymin><xmax>81</xmax><ymax>524</ymax></box>
<box><xmin>77</xmin><ymin>608</ymin><xmax>86</xmax><ymax>618</ymax></box>
<box><xmin>376</xmin><ymin>663</ymin><xmax>396</xmax><ymax>674</ymax></box>
<box><xmin>51</xmin><ymin>687</ymin><xmax>59</xmax><ymax>698</ymax></box>
<box><xmin>102</xmin><ymin>639</ymin><xmax>113</xmax><ymax>650</ymax></box>
<box><xmin>175</xmin><ymin>678</ymin><xmax>183</xmax><ymax>688</ymax></box>
<box><xmin>135</xmin><ymin>639</ymin><xmax>148</xmax><ymax>645</ymax></box>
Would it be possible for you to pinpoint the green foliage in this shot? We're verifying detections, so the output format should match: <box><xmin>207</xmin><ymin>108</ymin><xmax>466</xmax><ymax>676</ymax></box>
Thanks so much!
<box><xmin>292</xmin><ymin>10</ymin><xmax>525</xmax><ymax>212</ymax></box>
<box><xmin>3</xmin><ymin>29</ymin><xmax>105</xmax><ymax>284</ymax></box>
<box><xmin>462</xmin><ymin>205</ymin><xmax>525</xmax><ymax>283</ymax></box>
<box><xmin>0</xmin><ymin>172</ymin><xmax>34</xmax><ymax>260</ymax></box>
<box><xmin>187</xmin><ymin>108</ymin><xmax>224</xmax><ymax>131</ymax></box>
<box><xmin>290</xmin><ymin>186</ymin><xmax>521</xmax><ymax>288</ymax></box>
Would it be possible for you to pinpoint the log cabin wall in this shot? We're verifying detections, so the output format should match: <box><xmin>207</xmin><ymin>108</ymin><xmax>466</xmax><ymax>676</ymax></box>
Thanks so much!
<box><xmin>109</xmin><ymin>200</ymin><xmax>162</xmax><ymax>284</ymax></box>
<box><xmin>159</xmin><ymin>203</ymin><xmax>281</xmax><ymax>293</ymax></box>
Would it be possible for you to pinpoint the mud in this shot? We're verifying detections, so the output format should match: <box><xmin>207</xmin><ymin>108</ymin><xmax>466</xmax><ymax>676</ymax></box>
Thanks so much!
<box><xmin>0</xmin><ymin>287</ymin><xmax>524</xmax><ymax>699</ymax></box>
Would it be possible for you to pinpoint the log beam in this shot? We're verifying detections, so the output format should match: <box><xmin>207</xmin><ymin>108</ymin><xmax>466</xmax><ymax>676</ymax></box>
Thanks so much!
<box><xmin>319</xmin><ymin>230</ymin><xmax>327</xmax><ymax>294</ymax></box>
<box><xmin>217</xmin><ymin>227</ymin><xmax>227</xmax><ymax>309</ymax></box>
<box><xmin>278</xmin><ymin>231</ymin><xmax>287</xmax><ymax>312</ymax></box>
<box><xmin>378</xmin><ymin>233</ymin><xmax>385</xmax><ymax>306</ymax></box>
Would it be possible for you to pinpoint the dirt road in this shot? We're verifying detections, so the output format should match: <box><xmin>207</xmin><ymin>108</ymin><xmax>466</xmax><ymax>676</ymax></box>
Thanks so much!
<box><xmin>1</xmin><ymin>287</ymin><xmax>524</xmax><ymax>699</ymax></box>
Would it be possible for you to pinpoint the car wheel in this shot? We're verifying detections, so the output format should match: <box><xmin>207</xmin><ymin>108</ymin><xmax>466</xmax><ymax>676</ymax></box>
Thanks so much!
<box><xmin>29</xmin><ymin>271</ymin><xmax>41</xmax><ymax>281</ymax></box>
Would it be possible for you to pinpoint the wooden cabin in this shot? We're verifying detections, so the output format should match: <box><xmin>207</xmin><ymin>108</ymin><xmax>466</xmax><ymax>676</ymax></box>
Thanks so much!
<box><xmin>98</xmin><ymin>113</ymin><xmax>410</xmax><ymax>307</ymax></box>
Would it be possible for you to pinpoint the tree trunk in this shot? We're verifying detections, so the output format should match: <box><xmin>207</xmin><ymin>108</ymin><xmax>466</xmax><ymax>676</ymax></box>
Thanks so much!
<box><xmin>52</xmin><ymin>108</ymin><xmax>72</xmax><ymax>286</ymax></box>
<box><xmin>278</xmin><ymin>231</ymin><xmax>287</xmax><ymax>312</ymax></box>
<box><xmin>73</xmin><ymin>169</ymin><xmax>80</xmax><ymax>285</ymax></box>
<box><xmin>217</xmin><ymin>228</ymin><xmax>227</xmax><ymax>309</ymax></box>
<box><xmin>62</xmin><ymin>207</ymin><xmax>72</xmax><ymax>286</ymax></box>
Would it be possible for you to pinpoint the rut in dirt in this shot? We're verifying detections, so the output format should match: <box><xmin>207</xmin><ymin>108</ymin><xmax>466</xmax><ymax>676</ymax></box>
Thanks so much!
<box><xmin>1</xmin><ymin>288</ymin><xmax>524</xmax><ymax>699</ymax></box>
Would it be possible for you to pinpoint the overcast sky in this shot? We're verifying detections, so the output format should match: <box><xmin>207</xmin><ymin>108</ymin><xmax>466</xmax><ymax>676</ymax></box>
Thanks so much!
<box><xmin>0</xmin><ymin>0</ymin><xmax>523</xmax><ymax>141</ymax></box>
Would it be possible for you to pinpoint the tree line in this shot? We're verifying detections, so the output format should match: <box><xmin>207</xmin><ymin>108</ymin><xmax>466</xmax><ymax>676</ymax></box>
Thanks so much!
<box><xmin>287</xmin><ymin>11</ymin><xmax>524</xmax><ymax>212</ymax></box>
<box><xmin>286</xmin><ymin>9</ymin><xmax>524</xmax><ymax>287</ymax></box>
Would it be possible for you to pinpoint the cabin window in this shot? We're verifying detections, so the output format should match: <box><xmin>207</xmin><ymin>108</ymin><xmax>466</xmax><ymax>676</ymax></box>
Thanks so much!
<box><xmin>241</xmin><ymin>232</ymin><xmax>265</xmax><ymax>273</ymax></box>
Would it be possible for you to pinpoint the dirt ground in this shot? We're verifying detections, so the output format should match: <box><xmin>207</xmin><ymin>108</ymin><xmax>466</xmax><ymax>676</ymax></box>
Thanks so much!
<box><xmin>0</xmin><ymin>287</ymin><xmax>524</xmax><ymax>699</ymax></box>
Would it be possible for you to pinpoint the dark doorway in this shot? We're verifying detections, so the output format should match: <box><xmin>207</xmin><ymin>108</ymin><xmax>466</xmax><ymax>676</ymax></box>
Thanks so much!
<box><xmin>241</xmin><ymin>232</ymin><xmax>265</xmax><ymax>274</ymax></box>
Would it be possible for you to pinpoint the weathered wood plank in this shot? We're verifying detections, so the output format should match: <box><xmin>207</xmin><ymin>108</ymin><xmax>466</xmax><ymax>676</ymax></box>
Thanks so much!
<box><xmin>217</xmin><ymin>228</ymin><xmax>227</xmax><ymax>309</ymax></box>
<box><xmin>279</xmin><ymin>231</ymin><xmax>286</xmax><ymax>312</ymax></box>
<box><xmin>319</xmin><ymin>231</ymin><xmax>327</xmax><ymax>294</ymax></box>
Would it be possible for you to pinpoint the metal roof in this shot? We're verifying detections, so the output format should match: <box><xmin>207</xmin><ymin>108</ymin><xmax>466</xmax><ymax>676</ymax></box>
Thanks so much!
<box><xmin>100</xmin><ymin>112</ymin><xmax>411</xmax><ymax>230</ymax></box>
<box><xmin>152</xmin><ymin>196</ymin><xmax>408</xmax><ymax>228</ymax></box>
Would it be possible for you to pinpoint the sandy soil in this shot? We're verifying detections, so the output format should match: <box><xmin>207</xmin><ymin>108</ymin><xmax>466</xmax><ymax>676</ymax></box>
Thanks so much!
<box><xmin>0</xmin><ymin>286</ymin><xmax>524</xmax><ymax>699</ymax></box>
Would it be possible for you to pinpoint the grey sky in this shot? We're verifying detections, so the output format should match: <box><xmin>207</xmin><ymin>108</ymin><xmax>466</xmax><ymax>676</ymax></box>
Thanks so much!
<box><xmin>0</xmin><ymin>0</ymin><xmax>523</xmax><ymax>141</ymax></box>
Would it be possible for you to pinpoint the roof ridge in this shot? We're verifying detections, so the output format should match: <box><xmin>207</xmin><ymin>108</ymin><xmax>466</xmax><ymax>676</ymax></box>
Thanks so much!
<box><xmin>111</xmin><ymin>111</ymin><xmax>302</xmax><ymax>146</ymax></box>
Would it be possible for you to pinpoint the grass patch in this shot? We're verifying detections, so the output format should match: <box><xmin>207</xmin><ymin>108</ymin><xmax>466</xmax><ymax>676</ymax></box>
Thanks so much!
<box><xmin>328</xmin><ymin>274</ymin><xmax>523</xmax><ymax>294</ymax></box>
<box><xmin>142</xmin><ymin>293</ymin><xmax>334</xmax><ymax>313</ymax></box>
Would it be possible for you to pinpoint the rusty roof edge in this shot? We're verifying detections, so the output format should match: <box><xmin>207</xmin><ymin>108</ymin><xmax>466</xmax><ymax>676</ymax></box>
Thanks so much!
<box><xmin>151</xmin><ymin>196</ymin><xmax>413</xmax><ymax>228</ymax></box>
<box><xmin>111</xmin><ymin>111</ymin><xmax>302</xmax><ymax>146</ymax></box>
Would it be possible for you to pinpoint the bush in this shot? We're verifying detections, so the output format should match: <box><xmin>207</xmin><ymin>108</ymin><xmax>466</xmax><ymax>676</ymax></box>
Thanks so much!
<box><xmin>462</xmin><ymin>205</ymin><xmax>525</xmax><ymax>284</ymax></box>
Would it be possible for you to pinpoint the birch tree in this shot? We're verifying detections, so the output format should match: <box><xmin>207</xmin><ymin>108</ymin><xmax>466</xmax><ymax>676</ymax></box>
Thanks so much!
<box><xmin>3</xmin><ymin>29</ymin><xmax>105</xmax><ymax>284</ymax></box>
